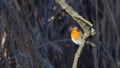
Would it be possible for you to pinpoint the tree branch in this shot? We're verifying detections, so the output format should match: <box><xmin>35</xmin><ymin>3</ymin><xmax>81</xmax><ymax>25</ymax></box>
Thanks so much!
<box><xmin>56</xmin><ymin>0</ymin><xmax>96</xmax><ymax>68</ymax></box>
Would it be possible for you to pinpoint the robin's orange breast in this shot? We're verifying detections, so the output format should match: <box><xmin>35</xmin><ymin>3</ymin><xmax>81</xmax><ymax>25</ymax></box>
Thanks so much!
<box><xmin>70</xmin><ymin>27</ymin><xmax>80</xmax><ymax>41</ymax></box>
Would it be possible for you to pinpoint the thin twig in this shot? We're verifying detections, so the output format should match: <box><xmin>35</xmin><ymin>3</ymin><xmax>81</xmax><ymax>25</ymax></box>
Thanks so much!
<box><xmin>86</xmin><ymin>41</ymin><xmax>96</xmax><ymax>47</ymax></box>
<box><xmin>72</xmin><ymin>40</ymin><xmax>85</xmax><ymax>68</ymax></box>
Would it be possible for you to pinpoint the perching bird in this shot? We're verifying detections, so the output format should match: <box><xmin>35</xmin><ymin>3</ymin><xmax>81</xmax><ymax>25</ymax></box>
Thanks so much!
<box><xmin>70</xmin><ymin>27</ymin><xmax>83</xmax><ymax>45</ymax></box>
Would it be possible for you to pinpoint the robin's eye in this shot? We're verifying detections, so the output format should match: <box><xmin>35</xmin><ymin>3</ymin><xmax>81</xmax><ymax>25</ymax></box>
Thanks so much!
<box><xmin>76</xmin><ymin>29</ymin><xmax>80</xmax><ymax>32</ymax></box>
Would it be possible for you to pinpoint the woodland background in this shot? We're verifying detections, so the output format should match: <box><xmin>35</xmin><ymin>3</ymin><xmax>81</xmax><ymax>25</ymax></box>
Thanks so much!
<box><xmin>0</xmin><ymin>0</ymin><xmax>120</xmax><ymax>68</ymax></box>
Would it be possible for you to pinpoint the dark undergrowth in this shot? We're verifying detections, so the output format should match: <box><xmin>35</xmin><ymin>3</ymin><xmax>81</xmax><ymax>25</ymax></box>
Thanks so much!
<box><xmin>0</xmin><ymin>0</ymin><xmax>120</xmax><ymax>68</ymax></box>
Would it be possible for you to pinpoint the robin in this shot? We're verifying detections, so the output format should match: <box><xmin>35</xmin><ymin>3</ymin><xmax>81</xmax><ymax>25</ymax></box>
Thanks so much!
<box><xmin>70</xmin><ymin>27</ymin><xmax>83</xmax><ymax>45</ymax></box>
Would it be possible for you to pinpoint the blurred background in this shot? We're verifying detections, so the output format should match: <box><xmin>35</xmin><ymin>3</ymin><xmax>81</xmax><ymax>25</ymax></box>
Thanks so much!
<box><xmin>0</xmin><ymin>0</ymin><xmax>120</xmax><ymax>68</ymax></box>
